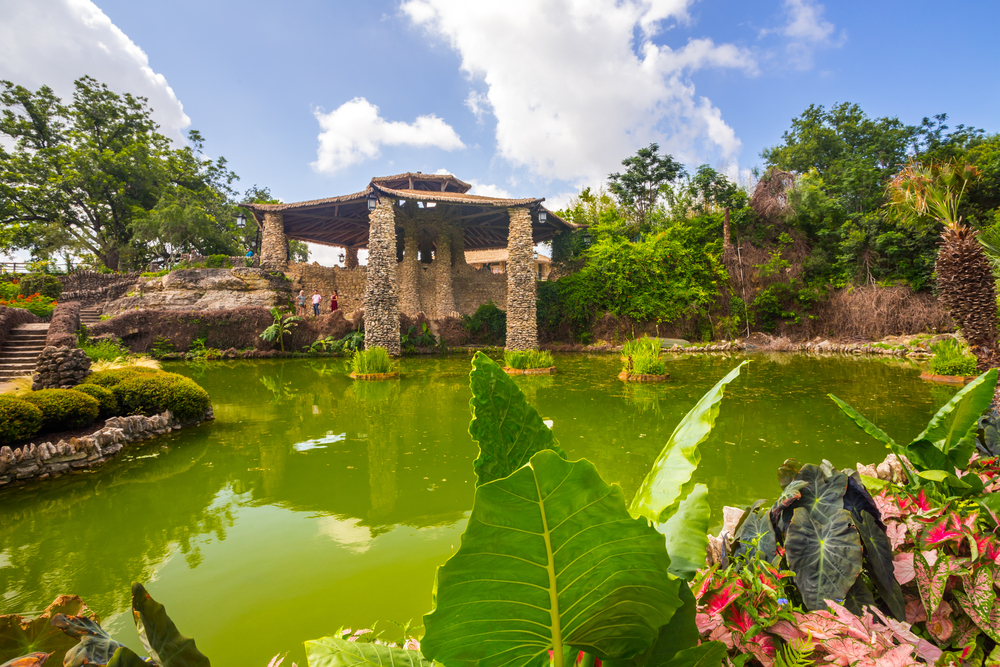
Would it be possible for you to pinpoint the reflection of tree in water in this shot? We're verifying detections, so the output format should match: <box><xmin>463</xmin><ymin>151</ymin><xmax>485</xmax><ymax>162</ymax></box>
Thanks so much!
<box><xmin>509</xmin><ymin>374</ymin><xmax>554</xmax><ymax>407</ymax></box>
<box><xmin>348</xmin><ymin>380</ymin><xmax>401</xmax><ymax>524</ymax></box>
<box><xmin>621</xmin><ymin>382</ymin><xmax>669</xmax><ymax>416</ymax></box>
<box><xmin>0</xmin><ymin>433</ymin><xmax>241</xmax><ymax>618</ymax></box>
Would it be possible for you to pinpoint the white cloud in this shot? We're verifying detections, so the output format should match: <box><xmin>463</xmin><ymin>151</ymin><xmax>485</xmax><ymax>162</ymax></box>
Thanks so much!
<box><xmin>312</xmin><ymin>97</ymin><xmax>465</xmax><ymax>174</ymax></box>
<box><xmin>0</xmin><ymin>0</ymin><xmax>191</xmax><ymax>142</ymax></box>
<box><xmin>774</xmin><ymin>0</ymin><xmax>843</xmax><ymax>69</ymax></box>
<box><xmin>464</xmin><ymin>90</ymin><xmax>490</xmax><ymax>123</ymax></box>
<box><xmin>467</xmin><ymin>179</ymin><xmax>512</xmax><ymax>199</ymax></box>
<box><xmin>401</xmin><ymin>0</ymin><xmax>756</xmax><ymax>184</ymax></box>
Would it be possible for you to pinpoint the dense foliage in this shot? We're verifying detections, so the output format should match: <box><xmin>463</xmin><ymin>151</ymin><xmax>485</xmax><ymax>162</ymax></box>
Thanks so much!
<box><xmin>461</xmin><ymin>301</ymin><xmax>507</xmax><ymax>345</ymax></box>
<box><xmin>0</xmin><ymin>293</ymin><xmax>56</xmax><ymax>318</ymax></box>
<box><xmin>18</xmin><ymin>273</ymin><xmax>62</xmax><ymax>299</ymax></box>
<box><xmin>71</xmin><ymin>383</ymin><xmax>119</xmax><ymax>418</ymax></box>
<box><xmin>0</xmin><ymin>394</ymin><xmax>43</xmax><ymax>445</ymax></box>
<box><xmin>928</xmin><ymin>338</ymin><xmax>978</xmax><ymax>376</ymax></box>
<box><xmin>82</xmin><ymin>367</ymin><xmax>160</xmax><ymax>388</ymax></box>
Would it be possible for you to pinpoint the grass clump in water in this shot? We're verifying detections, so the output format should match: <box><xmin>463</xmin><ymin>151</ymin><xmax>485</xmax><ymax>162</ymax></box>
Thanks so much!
<box><xmin>929</xmin><ymin>338</ymin><xmax>977</xmax><ymax>376</ymax></box>
<box><xmin>503</xmin><ymin>349</ymin><xmax>554</xmax><ymax>370</ymax></box>
<box><xmin>622</xmin><ymin>337</ymin><xmax>667</xmax><ymax>376</ymax></box>
<box><xmin>349</xmin><ymin>347</ymin><xmax>396</xmax><ymax>375</ymax></box>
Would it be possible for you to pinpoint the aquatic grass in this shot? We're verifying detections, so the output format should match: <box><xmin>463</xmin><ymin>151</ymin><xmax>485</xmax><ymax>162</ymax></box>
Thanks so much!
<box><xmin>631</xmin><ymin>352</ymin><xmax>667</xmax><ymax>376</ymax></box>
<box><xmin>349</xmin><ymin>347</ymin><xmax>396</xmax><ymax>375</ymax></box>
<box><xmin>929</xmin><ymin>338</ymin><xmax>977</xmax><ymax>376</ymax></box>
<box><xmin>503</xmin><ymin>349</ymin><xmax>554</xmax><ymax>370</ymax></box>
<box><xmin>622</xmin><ymin>337</ymin><xmax>660</xmax><ymax>358</ymax></box>
<box><xmin>622</xmin><ymin>337</ymin><xmax>667</xmax><ymax>375</ymax></box>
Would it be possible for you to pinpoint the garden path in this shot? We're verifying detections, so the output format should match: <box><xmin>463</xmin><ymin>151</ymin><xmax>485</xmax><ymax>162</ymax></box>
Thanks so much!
<box><xmin>0</xmin><ymin>323</ymin><xmax>49</xmax><ymax>382</ymax></box>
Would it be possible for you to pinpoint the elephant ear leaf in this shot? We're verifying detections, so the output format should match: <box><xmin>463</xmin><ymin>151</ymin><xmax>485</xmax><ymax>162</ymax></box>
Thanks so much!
<box><xmin>770</xmin><ymin>480</ymin><xmax>808</xmax><ymax>537</ymax></box>
<box><xmin>50</xmin><ymin>615</ymin><xmax>124</xmax><ymax>667</ymax></box>
<box><xmin>784</xmin><ymin>508</ymin><xmax>863</xmax><ymax>611</ymax></box>
<box><xmin>796</xmin><ymin>465</ymin><xmax>848</xmax><ymax>525</ymax></box>
<box><xmin>630</xmin><ymin>362</ymin><xmax>747</xmax><ymax>524</ymax></box>
<box><xmin>422</xmin><ymin>450</ymin><xmax>682</xmax><ymax>667</ymax></box>
<box><xmin>131</xmin><ymin>583</ymin><xmax>210</xmax><ymax>667</ymax></box>
<box><xmin>0</xmin><ymin>596</ymin><xmax>96</xmax><ymax>667</ymax></box>
<box><xmin>0</xmin><ymin>655</ymin><xmax>51</xmax><ymax>667</ymax></box>
<box><xmin>107</xmin><ymin>647</ymin><xmax>150</xmax><ymax>667</ymax></box>
<box><xmin>304</xmin><ymin>636</ymin><xmax>431</xmax><ymax>667</ymax></box>
<box><xmin>734</xmin><ymin>509</ymin><xmax>777</xmax><ymax>561</ymax></box>
<box><xmin>658</xmin><ymin>641</ymin><xmax>727</xmax><ymax>667</ymax></box>
<box><xmin>660</xmin><ymin>484</ymin><xmax>711</xmax><ymax>580</ymax></box>
<box><xmin>914</xmin><ymin>369</ymin><xmax>998</xmax><ymax>455</ymax></box>
<box><xmin>853</xmin><ymin>511</ymin><xmax>905</xmax><ymax>621</ymax></box>
<box><xmin>469</xmin><ymin>351</ymin><xmax>566</xmax><ymax>485</ymax></box>
<box><xmin>828</xmin><ymin>395</ymin><xmax>898</xmax><ymax>450</ymax></box>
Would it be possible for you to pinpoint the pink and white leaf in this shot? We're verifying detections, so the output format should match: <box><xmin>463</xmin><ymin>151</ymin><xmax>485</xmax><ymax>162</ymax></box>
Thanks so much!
<box><xmin>894</xmin><ymin>552</ymin><xmax>915</xmax><ymax>585</ymax></box>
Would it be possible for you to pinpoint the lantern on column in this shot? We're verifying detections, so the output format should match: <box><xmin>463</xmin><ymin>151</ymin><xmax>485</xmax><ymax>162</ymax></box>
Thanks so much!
<box><xmin>538</xmin><ymin>209</ymin><xmax>548</xmax><ymax>223</ymax></box>
<box><xmin>338</xmin><ymin>252</ymin><xmax>346</xmax><ymax>264</ymax></box>
<box><xmin>583</xmin><ymin>232</ymin><xmax>592</xmax><ymax>247</ymax></box>
<box><xmin>236</xmin><ymin>212</ymin><xmax>247</xmax><ymax>227</ymax></box>
<box><xmin>367</xmin><ymin>192</ymin><xmax>378</xmax><ymax>212</ymax></box>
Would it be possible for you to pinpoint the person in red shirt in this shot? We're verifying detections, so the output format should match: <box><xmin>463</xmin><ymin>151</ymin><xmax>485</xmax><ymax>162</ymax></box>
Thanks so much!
<box><xmin>330</xmin><ymin>289</ymin><xmax>339</xmax><ymax>313</ymax></box>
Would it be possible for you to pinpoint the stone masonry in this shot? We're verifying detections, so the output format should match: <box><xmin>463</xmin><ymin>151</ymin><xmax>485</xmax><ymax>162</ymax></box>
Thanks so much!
<box><xmin>345</xmin><ymin>246</ymin><xmax>359</xmax><ymax>269</ymax></box>
<box><xmin>505</xmin><ymin>207</ymin><xmax>538</xmax><ymax>350</ymax></box>
<box><xmin>33</xmin><ymin>346</ymin><xmax>91</xmax><ymax>390</ymax></box>
<box><xmin>363</xmin><ymin>195</ymin><xmax>401</xmax><ymax>355</ymax></box>
<box><xmin>399</xmin><ymin>223</ymin><xmax>421</xmax><ymax>314</ymax></box>
<box><xmin>261</xmin><ymin>211</ymin><xmax>287</xmax><ymax>272</ymax></box>
<box><xmin>434</xmin><ymin>222</ymin><xmax>457</xmax><ymax>317</ymax></box>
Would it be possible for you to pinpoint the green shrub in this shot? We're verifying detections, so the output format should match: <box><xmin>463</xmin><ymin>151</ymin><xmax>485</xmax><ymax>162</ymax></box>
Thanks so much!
<box><xmin>111</xmin><ymin>372</ymin><xmax>211</xmax><ymax>421</ymax></box>
<box><xmin>21</xmin><ymin>389</ymin><xmax>100</xmax><ymax>432</ymax></box>
<box><xmin>622</xmin><ymin>337</ymin><xmax>660</xmax><ymax>358</ymax></box>
<box><xmin>504</xmin><ymin>349</ymin><xmax>554</xmax><ymax>370</ymax></box>
<box><xmin>72</xmin><ymin>383</ymin><xmax>119</xmax><ymax>418</ymax></box>
<box><xmin>929</xmin><ymin>338</ymin><xmax>977</xmax><ymax>376</ymax></box>
<box><xmin>349</xmin><ymin>347</ymin><xmax>395</xmax><ymax>375</ymax></box>
<box><xmin>205</xmin><ymin>254</ymin><xmax>231</xmax><ymax>268</ymax></box>
<box><xmin>82</xmin><ymin>367</ymin><xmax>159</xmax><ymax>388</ymax></box>
<box><xmin>461</xmin><ymin>301</ymin><xmax>507</xmax><ymax>345</ymax></box>
<box><xmin>631</xmin><ymin>352</ymin><xmax>667</xmax><ymax>375</ymax></box>
<box><xmin>0</xmin><ymin>395</ymin><xmax>43</xmax><ymax>445</ymax></box>
<box><xmin>0</xmin><ymin>280</ymin><xmax>19</xmax><ymax>300</ymax></box>
<box><xmin>80</xmin><ymin>338</ymin><xmax>131</xmax><ymax>362</ymax></box>
<box><xmin>18</xmin><ymin>273</ymin><xmax>63</xmax><ymax>299</ymax></box>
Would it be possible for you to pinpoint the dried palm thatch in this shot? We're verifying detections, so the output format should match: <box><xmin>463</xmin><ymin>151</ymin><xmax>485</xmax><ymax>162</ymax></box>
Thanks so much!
<box><xmin>750</xmin><ymin>169</ymin><xmax>797</xmax><ymax>222</ymax></box>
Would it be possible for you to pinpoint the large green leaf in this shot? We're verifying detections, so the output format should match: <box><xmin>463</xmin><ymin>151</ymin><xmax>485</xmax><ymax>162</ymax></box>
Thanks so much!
<box><xmin>796</xmin><ymin>465</ymin><xmax>848</xmax><ymax>524</ymax></box>
<box><xmin>853</xmin><ymin>511</ymin><xmax>905</xmax><ymax>621</ymax></box>
<box><xmin>658</xmin><ymin>642</ymin><xmax>727</xmax><ymax>667</ymax></box>
<box><xmin>106</xmin><ymin>647</ymin><xmax>149</xmax><ymax>667</ymax></box>
<box><xmin>784</xmin><ymin>507</ymin><xmax>863</xmax><ymax>611</ymax></box>
<box><xmin>50</xmin><ymin>615</ymin><xmax>125</xmax><ymax>667</ymax></box>
<box><xmin>630</xmin><ymin>362</ymin><xmax>747</xmax><ymax>524</ymax></box>
<box><xmin>660</xmin><ymin>484</ymin><xmax>710</xmax><ymax>580</ymax></box>
<box><xmin>843</xmin><ymin>577</ymin><xmax>876</xmax><ymax>617</ymax></box>
<box><xmin>422</xmin><ymin>450</ymin><xmax>682</xmax><ymax>667</ymax></box>
<box><xmin>734</xmin><ymin>508</ymin><xmax>776</xmax><ymax>561</ymax></box>
<box><xmin>0</xmin><ymin>596</ymin><xmax>96</xmax><ymax>667</ymax></box>
<box><xmin>913</xmin><ymin>369</ymin><xmax>998</xmax><ymax>455</ymax></box>
<box><xmin>131</xmin><ymin>583</ymin><xmax>210</xmax><ymax>667</ymax></box>
<box><xmin>468</xmin><ymin>352</ymin><xmax>566</xmax><ymax>485</ymax></box>
<box><xmin>304</xmin><ymin>636</ymin><xmax>431</xmax><ymax>667</ymax></box>
<box><xmin>605</xmin><ymin>584</ymin><xmax>700</xmax><ymax>667</ymax></box>
<box><xmin>828</xmin><ymin>394</ymin><xmax>898</xmax><ymax>450</ymax></box>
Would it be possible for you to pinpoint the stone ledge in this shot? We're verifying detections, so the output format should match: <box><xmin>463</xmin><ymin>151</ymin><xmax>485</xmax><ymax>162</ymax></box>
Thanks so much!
<box><xmin>0</xmin><ymin>407</ymin><xmax>213</xmax><ymax>488</ymax></box>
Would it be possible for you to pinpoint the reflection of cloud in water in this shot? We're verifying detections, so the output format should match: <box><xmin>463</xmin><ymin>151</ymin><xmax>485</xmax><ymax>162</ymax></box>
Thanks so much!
<box><xmin>317</xmin><ymin>516</ymin><xmax>373</xmax><ymax>553</ymax></box>
<box><xmin>293</xmin><ymin>432</ymin><xmax>347</xmax><ymax>452</ymax></box>
<box><xmin>543</xmin><ymin>420</ymin><xmax>553</xmax><ymax>429</ymax></box>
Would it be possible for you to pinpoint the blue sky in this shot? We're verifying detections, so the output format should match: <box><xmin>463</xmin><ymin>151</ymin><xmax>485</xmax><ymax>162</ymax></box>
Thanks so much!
<box><xmin>1</xmin><ymin>0</ymin><xmax>999</xmax><ymax>263</ymax></box>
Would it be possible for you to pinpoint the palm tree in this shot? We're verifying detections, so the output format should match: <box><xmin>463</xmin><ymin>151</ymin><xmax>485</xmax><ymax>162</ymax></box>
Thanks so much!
<box><xmin>886</xmin><ymin>160</ymin><xmax>995</xmax><ymax>360</ymax></box>
<box><xmin>259</xmin><ymin>307</ymin><xmax>302</xmax><ymax>352</ymax></box>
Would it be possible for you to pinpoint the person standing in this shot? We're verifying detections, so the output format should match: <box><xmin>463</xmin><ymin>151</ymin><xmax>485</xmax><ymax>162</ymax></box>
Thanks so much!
<box><xmin>330</xmin><ymin>289</ymin><xmax>339</xmax><ymax>313</ymax></box>
<box><xmin>296</xmin><ymin>290</ymin><xmax>307</xmax><ymax>317</ymax></box>
<box><xmin>312</xmin><ymin>289</ymin><xmax>321</xmax><ymax>316</ymax></box>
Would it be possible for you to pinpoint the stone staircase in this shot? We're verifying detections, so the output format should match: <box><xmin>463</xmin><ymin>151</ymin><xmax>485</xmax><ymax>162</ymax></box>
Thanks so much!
<box><xmin>0</xmin><ymin>323</ymin><xmax>49</xmax><ymax>382</ymax></box>
<box><xmin>80</xmin><ymin>307</ymin><xmax>102</xmax><ymax>328</ymax></box>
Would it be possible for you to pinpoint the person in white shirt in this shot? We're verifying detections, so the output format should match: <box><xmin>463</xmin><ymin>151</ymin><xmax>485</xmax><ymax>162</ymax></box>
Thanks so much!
<box><xmin>311</xmin><ymin>290</ymin><xmax>321</xmax><ymax>316</ymax></box>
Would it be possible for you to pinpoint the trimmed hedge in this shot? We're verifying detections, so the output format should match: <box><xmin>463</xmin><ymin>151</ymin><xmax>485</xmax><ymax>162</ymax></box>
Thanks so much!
<box><xmin>21</xmin><ymin>389</ymin><xmax>100</xmax><ymax>432</ymax></box>
<box><xmin>0</xmin><ymin>395</ymin><xmax>43</xmax><ymax>445</ymax></box>
<box><xmin>81</xmin><ymin>367</ymin><xmax>159</xmax><ymax>388</ymax></box>
<box><xmin>73</xmin><ymin>383</ymin><xmax>119</xmax><ymax>418</ymax></box>
<box><xmin>112</xmin><ymin>372</ymin><xmax>211</xmax><ymax>421</ymax></box>
<box><xmin>19</xmin><ymin>273</ymin><xmax>63</xmax><ymax>300</ymax></box>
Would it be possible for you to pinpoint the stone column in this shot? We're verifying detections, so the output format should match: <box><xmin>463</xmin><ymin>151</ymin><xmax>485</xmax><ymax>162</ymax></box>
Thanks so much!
<box><xmin>505</xmin><ymin>207</ymin><xmax>538</xmax><ymax>350</ymax></box>
<box><xmin>434</xmin><ymin>223</ymin><xmax>456</xmax><ymax>317</ymax></box>
<box><xmin>345</xmin><ymin>246</ymin><xmax>359</xmax><ymax>269</ymax></box>
<box><xmin>261</xmin><ymin>212</ymin><xmax>288</xmax><ymax>272</ymax></box>
<box><xmin>399</xmin><ymin>222</ymin><xmax>420</xmax><ymax>315</ymax></box>
<box><xmin>363</xmin><ymin>195</ymin><xmax>401</xmax><ymax>355</ymax></box>
<box><xmin>452</xmin><ymin>224</ymin><xmax>468</xmax><ymax>268</ymax></box>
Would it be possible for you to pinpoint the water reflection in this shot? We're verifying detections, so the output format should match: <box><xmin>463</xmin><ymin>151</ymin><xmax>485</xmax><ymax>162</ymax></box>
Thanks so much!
<box><xmin>0</xmin><ymin>352</ymin><xmax>951</xmax><ymax>665</ymax></box>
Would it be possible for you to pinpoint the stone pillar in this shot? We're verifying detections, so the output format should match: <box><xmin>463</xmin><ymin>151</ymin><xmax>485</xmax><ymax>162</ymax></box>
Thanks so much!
<box><xmin>505</xmin><ymin>207</ymin><xmax>538</xmax><ymax>350</ymax></box>
<box><xmin>345</xmin><ymin>246</ymin><xmax>359</xmax><ymax>269</ymax></box>
<box><xmin>399</xmin><ymin>223</ymin><xmax>420</xmax><ymax>315</ymax></box>
<box><xmin>363</xmin><ymin>195</ymin><xmax>401</xmax><ymax>356</ymax></box>
<box><xmin>434</xmin><ymin>223</ymin><xmax>456</xmax><ymax>317</ymax></box>
<box><xmin>261</xmin><ymin>212</ymin><xmax>288</xmax><ymax>272</ymax></box>
<box><xmin>452</xmin><ymin>224</ymin><xmax>468</xmax><ymax>268</ymax></box>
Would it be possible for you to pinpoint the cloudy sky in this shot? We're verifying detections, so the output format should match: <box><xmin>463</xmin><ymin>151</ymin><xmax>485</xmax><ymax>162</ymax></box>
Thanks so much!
<box><xmin>1</xmin><ymin>0</ymin><xmax>998</xmax><ymax>263</ymax></box>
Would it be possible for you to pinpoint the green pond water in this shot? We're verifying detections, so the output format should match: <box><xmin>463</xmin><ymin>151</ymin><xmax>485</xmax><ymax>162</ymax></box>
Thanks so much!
<box><xmin>0</xmin><ymin>352</ymin><xmax>958</xmax><ymax>665</ymax></box>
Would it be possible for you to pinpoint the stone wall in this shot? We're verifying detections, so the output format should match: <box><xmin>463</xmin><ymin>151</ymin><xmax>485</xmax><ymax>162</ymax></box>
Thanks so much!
<box><xmin>287</xmin><ymin>260</ymin><xmax>506</xmax><ymax>320</ymax></box>
<box><xmin>33</xmin><ymin>346</ymin><xmax>91</xmax><ymax>390</ymax></box>
<box><xmin>59</xmin><ymin>271</ymin><xmax>140</xmax><ymax>293</ymax></box>
<box><xmin>0</xmin><ymin>408</ymin><xmax>210</xmax><ymax>488</ymax></box>
<box><xmin>363</xmin><ymin>195</ymin><xmax>401</xmax><ymax>355</ymax></box>
<box><xmin>505</xmin><ymin>206</ymin><xmax>538</xmax><ymax>350</ymax></box>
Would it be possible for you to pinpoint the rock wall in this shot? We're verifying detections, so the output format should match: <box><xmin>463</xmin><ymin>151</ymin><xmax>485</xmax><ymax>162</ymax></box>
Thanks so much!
<box><xmin>0</xmin><ymin>408</ymin><xmax>210</xmax><ymax>488</ymax></box>
<box><xmin>288</xmin><ymin>260</ymin><xmax>506</xmax><ymax>320</ymax></box>
<box><xmin>505</xmin><ymin>206</ymin><xmax>538</xmax><ymax>350</ymax></box>
<box><xmin>364</xmin><ymin>195</ymin><xmax>401</xmax><ymax>355</ymax></box>
<box><xmin>101</xmin><ymin>268</ymin><xmax>292</xmax><ymax>316</ymax></box>
<box><xmin>33</xmin><ymin>346</ymin><xmax>91</xmax><ymax>390</ymax></box>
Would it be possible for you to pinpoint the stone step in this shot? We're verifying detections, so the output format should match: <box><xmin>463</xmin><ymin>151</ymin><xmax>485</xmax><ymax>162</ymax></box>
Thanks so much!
<box><xmin>2</xmin><ymin>344</ymin><xmax>45</xmax><ymax>349</ymax></box>
<box><xmin>0</xmin><ymin>352</ymin><xmax>42</xmax><ymax>359</ymax></box>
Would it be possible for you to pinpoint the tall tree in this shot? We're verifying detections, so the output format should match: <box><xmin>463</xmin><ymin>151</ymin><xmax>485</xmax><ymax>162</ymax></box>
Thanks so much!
<box><xmin>0</xmin><ymin>76</ymin><xmax>239</xmax><ymax>270</ymax></box>
<box><xmin>608</xmin><ymin>143</ymin><xmax>684</xmax><ymax>231</ymax></box>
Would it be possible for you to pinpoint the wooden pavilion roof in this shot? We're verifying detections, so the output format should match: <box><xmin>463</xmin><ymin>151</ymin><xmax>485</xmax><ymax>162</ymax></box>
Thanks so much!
<box><xmin>240</xmin><ymin>173</ymin><xmax>576</xmax><ymax>250</ymax></box>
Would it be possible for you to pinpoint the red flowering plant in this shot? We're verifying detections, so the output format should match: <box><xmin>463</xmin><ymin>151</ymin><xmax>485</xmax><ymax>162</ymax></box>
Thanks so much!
<box><xmin>0</xmin><ymin>292</ymin><xmax>56</xmax><ymax>318</ymax></box>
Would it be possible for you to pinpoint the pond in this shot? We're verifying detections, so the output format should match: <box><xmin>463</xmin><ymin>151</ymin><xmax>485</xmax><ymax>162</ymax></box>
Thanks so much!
<box><xmin>0</xmin><ymin>352</ymin><xmax>956</xmax><ymax>665</ymax></box>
